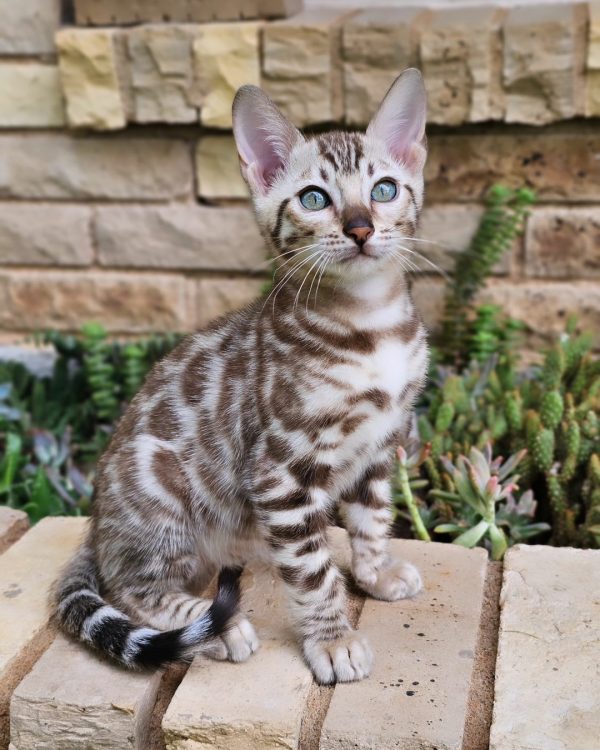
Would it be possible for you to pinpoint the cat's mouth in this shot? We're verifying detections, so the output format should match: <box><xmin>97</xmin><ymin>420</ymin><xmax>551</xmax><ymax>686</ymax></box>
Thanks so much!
<box><xmin>338</xmin><ymin>244</ymin><xmax>382</xmax><ymax>262</ymax></box>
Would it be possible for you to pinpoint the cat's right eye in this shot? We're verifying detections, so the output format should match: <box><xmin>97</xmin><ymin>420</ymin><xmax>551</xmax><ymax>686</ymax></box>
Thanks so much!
<box><xmin>299</xmin><ymin>188</ymin><xmax>330</xmax><ymax>211</ymax></box>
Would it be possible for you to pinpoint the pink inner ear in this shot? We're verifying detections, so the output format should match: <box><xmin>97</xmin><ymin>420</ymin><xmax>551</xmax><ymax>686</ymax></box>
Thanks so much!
<box><xmin>233</xmin><ymin>86</ymin><xmax>302</xmax><ymax>193</ymax></box>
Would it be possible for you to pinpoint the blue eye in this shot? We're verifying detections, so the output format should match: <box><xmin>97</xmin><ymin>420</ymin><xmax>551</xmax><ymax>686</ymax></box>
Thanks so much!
<box><xmin>371</xmin><ymin>180</ymin><xmax>397</xmax><ymax>203</ymax></box>
<box><xmin>300</xmin><ymin>188</ymin><xmax>330</xmax><ymax>211</ymax></box>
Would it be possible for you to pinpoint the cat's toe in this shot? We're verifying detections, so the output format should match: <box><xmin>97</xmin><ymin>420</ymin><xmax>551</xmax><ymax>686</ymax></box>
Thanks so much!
<box><xmin>304</xmin><ymin>632</ymin><xmax>373</xmax><ymax>685</ymax></box>
<box><xmin>222</xmin><ymin>617</ymin><xmax>260</xmax><ymax>662</ymax></box>
<box><xmin>356</xmin><ymin>559</ymin><xmax>422</xmax><ymax>601</ymax></box>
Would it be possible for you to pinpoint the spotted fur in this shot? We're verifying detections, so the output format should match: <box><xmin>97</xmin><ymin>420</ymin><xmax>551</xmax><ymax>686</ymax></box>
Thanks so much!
<box><xmin>54</xmin><ymin>69</ymin><xmax>429</xmax><ymax>683</ymax></box>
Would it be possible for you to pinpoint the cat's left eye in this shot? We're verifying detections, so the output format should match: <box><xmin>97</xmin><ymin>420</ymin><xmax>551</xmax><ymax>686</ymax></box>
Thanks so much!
<box><xmin>371</xmin><ymin>180</ymin><xmax>397</xmax><ymax>203</ymax></box>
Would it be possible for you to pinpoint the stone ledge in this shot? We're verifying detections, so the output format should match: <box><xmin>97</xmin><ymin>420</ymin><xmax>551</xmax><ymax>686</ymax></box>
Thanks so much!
<box><xmin>0</xmin><ymin>508</ymin><xmax>29</xmax><ymax>556</ymax></box>
<box><xmin>52</xmin><ymin>2</ymin><xmax>600</xmax><ymax>130</ymax></box>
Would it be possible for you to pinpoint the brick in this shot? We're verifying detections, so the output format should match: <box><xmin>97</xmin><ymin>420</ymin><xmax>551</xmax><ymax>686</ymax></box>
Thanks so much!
<box><xmin>425</xmin><ymin>129</ymin><xmax>600</xmax><ymax>203</ymax></box>
<box><xmin>586</xmin><ymin>2</ymin><xmax>600</xmax><ymax>116</ymax></box>
<box><xmin>128</xmin><ymin>25</ymin><xmax>197</xmax><ymax>124</ymax></box>
<box><xmin>163</xmin><ymin>527</ymin><xmax>351</xmax><ymax>750</ymax></box>
<box><xmin>0</xmin><ymin>65</ymin><xmax>65</xmax><ymax>128</ymax></box>
<box><xmin>321</xmin><ymin>540</ymin><xmax>488</xmax><ymax>750</ymax></box>
<box><xmin>342</xmin><ymin>8</ymin><xmax>426</xmax><ymax>127</ymax></box>
<box><xmin>411</xmin><ymin>276</ymin><xmax>446</xmax><ymax>330</ymax></box>
<box><xmin>10</xmin><ymin>635</ymin><xmax>164</xmax><ymax>750</ymax></box>
<box><xmin>195</xmin><ymin>136</ymin><xmax>248</xmax><ymax>200</ymax></box>
<box><xmin>503</xmin><ymin>3</ymin><xmax>587</xmax><ymax>124</ymax></box>
<box><xmin>525</xmin><ymin>207</ymin><xmax>600</xmax><ymax>278</ymax></box>
<box><xmin>420</xmin><ymin>7</ymin><xmax>504</xmax><ymax>125</ymax></box>
<box><xmin>56</xmin><ymin>28</ymin><xmax>129</xmax><ymax>131</ymax></box>
<box><xmin>0</xmin><ymin>518</ymin><xmax>87</xmax><ymax>750</ymax></box>
<box><xmin>196</xmin><ymin>277</ymin><xmax>263</xmax><ymax>327</ymax></box>
<box><xmin>263</xmin><ymin>8</ymin><xmax>351</xmax><ymax>127</ymax></box>
<box><xmin>479</xmin><ymin>280</ymin><xmax>600</xmax><ymax>341</ymax></box>
<box><xmin>0</xmin><ymin>508</ymin><xmax>29</xmax><ymax>556</ymax></box>
<box><xmin>193</xmin><ymin>22</ymin><xmax>261</xmax><ymax>128</ymax></box>
<box><xmin>0</xmin><ymin>205</ymin><xmax>92</xmax><ymax>267</ymax></box>
<box><xmin>490</xmin><ymin>545</ymin><xmax>600</xmax><ymax>750</ymax></box>
<box><xmin>0</xmin><ymin>0</ymin><xmax>61</xmax><ymax>55</ymax></box>
<box><xmin>95</xmin><ymin>205</ymin><xmax>265</xmax><ymax>272</ymax></box>
<box><xmin>0</xmin><ymin>135</ymin><xmax>192</xmax><ymax>201</ymax></box>
<box><xmin>0</xmin><ymin>271</ymin><xmax>193</xmax><ymax>334</ymax></box>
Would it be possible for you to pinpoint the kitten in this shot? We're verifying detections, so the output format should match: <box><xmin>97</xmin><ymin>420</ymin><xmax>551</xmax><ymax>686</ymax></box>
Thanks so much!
<box><xmin>53</xmin><ymin>68</ymin><xmax>429</xmax><ymax>684</ymax></box>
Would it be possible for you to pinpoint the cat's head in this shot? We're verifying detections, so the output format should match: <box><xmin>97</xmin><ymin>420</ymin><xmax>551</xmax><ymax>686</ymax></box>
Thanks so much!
<box><xmin>232</xmin><ymin>69</ymin><xmax>427</xmax><ymax>285</ymax></box>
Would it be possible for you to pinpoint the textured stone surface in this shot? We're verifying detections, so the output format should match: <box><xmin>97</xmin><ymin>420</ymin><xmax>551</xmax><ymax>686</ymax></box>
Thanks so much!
<box><xmin>56</xmin><ymin>28</ymin><xmax>128</xmax><ymax>131</ymax></box>
<box><xmin>193</xmin><ymin>22</ymin><xmax>261</xmax><ymax>128</ymax></box>
<box><xmin>163</xmin><ymin>528</ymin><xmax>351</xmax><ymax>750</ymax></box>
<box><xmin>0</xmin><ymin>135</ymin><xmax>192</xmax><ymax>200</ymax></box>
<box><xmin>195</xmin><ymin>277</ymin><xmax>263</xmax><ymax>327</ymax></box>
<box><xmin>196</xmin><ymin>136</ymin><xmax>248</xmax><ymax>200</ymax></box>
<box><xmin>342</xmin><ymin>8</ymin><xmax>426</xmax><ymax>127</ymax></box>
<box><xmin>586</xmin><ymin>2</ymin><xmax>600</xmax><ymax>116</ymax></box>
<box><xmin>0</xmin><ymin>65</ymin><xmax>64</xmax><ymax>128</ymax></box>
<box><xmin>128</xmin><ymin>24</ymin><xmax>196</xmax><ymax>124</ymax></box>
<box><xmin>0</xmin><ymin>271</ymin><xmax>192</xmax><ymax>333</ymax></box>
<box><xmin>503</xmin><ymin>3</ymin><xmax>587</xmax><ymax>124</ymax></box>
<box><xmin>426</xmin><ymin>129</ymin><xmax>600</xmax><ymax>203</ymax></box>
<box><xmin>411</xmin><ymin>276</ymin><xmax>446</xmax><ymax>330</ymax></box>
<box><xmin>479</xmin><ymin>281</ymin><xmax>600</xmax><ymax>341</ymax></box>
<box><xmin>490</xmin><ymin>545</ymin><xmax>600</xmax><ymax>750</ymax></box>
<box><xmin>321</xmin><ymin>540</ymin><xmax>488</xmax><ymax>750</ymax></box>
<box><xmin>95</xmin><ymin>205</ymin><xmax>265</xmax><ymax>271</ymax></box>
<box><xmin>0</xmin><ymin>518</ymin><xmax>87</xmax><ymax>750</ymax></box>
<box><xmin>525</xmin><ymin>207</ymin><xmax>600</xmax><ymax>278</ymax></box>
<box><xmin>0</xmin><ymin>508</ymin><xmax>29</xmax><ymax>556</ymax></box>
<box><xmin>420</xmin><ymin>7</ymin><xmax>504</xmax><ymax>125</ymax></box>
<box><xmin>418</xmin><ymin>204</ymin><xmax>485</xmax><ymax>272</ymax></box>
<box><xmin>10</xmin><ymin>635</ymin><xmax>164</xmax><ymax>750</ymax></box>
<box><xmin>263</xmin><ymin>8</ymin><xmax>351</xmax><ymax>127</ymax></box>
<box><xmin>0</xmin><ymin>0</ymin><xmax>61</xmax><ymax>55</ymax></box>
<box><xmin>0</xmin><ymin>205</ymin><xmax>92</xmax><ymax>267</ymax></box>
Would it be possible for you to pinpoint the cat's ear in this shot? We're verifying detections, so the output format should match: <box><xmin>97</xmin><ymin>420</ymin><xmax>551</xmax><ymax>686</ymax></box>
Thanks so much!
<box><xmin>366</xmin><ymin>68</ymin><xmax>427</xmax><ymax>174</ymax></box>
<box><xmin>233</xmin><ymin>85</ymin><xmax>303</xmax><ymax>194</ymax></box>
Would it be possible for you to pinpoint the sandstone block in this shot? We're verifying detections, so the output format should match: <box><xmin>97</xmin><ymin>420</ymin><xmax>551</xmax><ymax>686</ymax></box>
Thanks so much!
<box><xmin>163</xmin><ymin>527</ymin><xmax>351</xmax><ymax>750</ymax></box>
<box><xmin>193</xmin><ymin>22</ymin><xmax>261</xmax><ymax>128</ymax></box>
<box><xmin>56</xmin><ymin>28</ymin><xmax>128</xmax><ymax>131</ymax></box>
<box><xmin>196</xmin><ymin>277</ymin><xmax>263</xmax><ymax>327</ymax></box>
<box><xmin>0</xmin><ymin>508</ymin><xmax>29</xmax><ymax>556</ymax></box>
<box><xmin>128</xmin><ymin>24</ymin><xmax>197</xmax><ymax>124</ymax></box>
<box><xmin>420</xmin><ymin>7</ymin><xmax>504</xmax><ymax>125</ymax></box>
<box><xmin>478</xmin><ymin>281</ymin><xmax>600</xmax><ymax>342</ymax></box>
<box><xmin>426</xmin><ymin>129</ymin><xmax>600</xmax><ymax>203</ymax></box>
<box><xmin>0</xmin><ymin>135</ymin><xmax>192</xmax><ymax>200</ymax></box>
<box><xmin>342</xmin><ymin>8</ymin><xmax>427</xmax><ymax>127</ymax></box>
<box><xmin>0</xmin><ymin>518</ymin><xmax>87</xmax><ymax>750</ymax></box>
<box><xmin>0</xmin><ymin>205</ymin><xmax>92</xmax><ymax>267</ymax></box>
<box><xmin>0</xmin><ymin>0</ymin><xmax>61</xmax><ymax>55</ymax></box>
<box><xmin>490</xmin><ymin>545</ymin><xmax>600</xmax><ymax>750</ymax></box>
<box><xmin>503</xmin><ymin>3</ymin><xmax>587</xmax><ymax>124</ymax></box>
<box><xmin>586</xmin><ymin>3</ymin><xmax>600</xmax><ymax>116</ymax></box>
<box><xmin>10</xmin><ymin>635</ymin><xmax>164</xmax><ymax>750</ymax></box>
<box><xmin>321</xmin><ymin>540</ymin><xmax>488</xmax><ymax>750</ymax></box>
<box><xmin>0</xmin><ymin>271</ymin><xmax>192</xmax><ymax>334</ymax></box>
<box><xmin>263</xmin><ymin>8</ymin><xmax>351</xmax><ymax>127</ymax></box>
<box><xmin>95</xmin><ymin>205</ymin><xmax>265</xmax><ymax>271</ymax></box>
<box><xmin>0</xmin><ymin>65</ymin><xmax>64</xmax><ymax>128</ymax></box>
<box><xmin>411</xmin><ymin>276</ymin><xmax>446</xmax><ymax>330</ymax></box>
<box><xmin>196</xmin><ymin>136</ymin><xmax>248</xmax><ymax>200</ymax></box>
<box><xmin>525</xmin><ymin>207</ymin><xmax>600</xmax><ymax>278</ymax></box>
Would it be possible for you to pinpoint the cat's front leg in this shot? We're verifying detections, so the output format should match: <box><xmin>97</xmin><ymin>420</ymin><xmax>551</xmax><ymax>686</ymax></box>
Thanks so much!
<box><xmin>341</xmin><ymin>462</ymin><xmax>423</xmax><ymax>601</ymax></box>
<box><xmin>253</xmin><ymin>468</ymin><xmax>372</xmax><ymax>684</ymax></box>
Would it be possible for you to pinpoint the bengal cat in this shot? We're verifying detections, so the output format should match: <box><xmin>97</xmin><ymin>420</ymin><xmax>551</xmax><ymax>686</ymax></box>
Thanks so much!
<box><xmin>54</xmin><ymin>68</ymin><xmax>429</xmax><ymax>684</ymax></box>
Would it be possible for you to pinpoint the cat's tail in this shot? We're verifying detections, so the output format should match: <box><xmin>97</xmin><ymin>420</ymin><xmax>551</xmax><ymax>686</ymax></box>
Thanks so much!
<box><xmin>52</xmin><ymin>543</ymin><xmax>241</xmax><ymax>669</ymax></box>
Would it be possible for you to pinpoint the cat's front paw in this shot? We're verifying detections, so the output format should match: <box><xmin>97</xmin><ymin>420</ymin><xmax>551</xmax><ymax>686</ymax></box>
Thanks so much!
<box><xmin>354</xmin><ymin>558</ymin><xmax>422</xmax><ymax>601</ymax></box>
<box><xmin>200</xmin><ymin>617</ymin><xmax>260</xmax><ymax>662</ymax></box>
<box><xmin>303</xmin><ymin>632</ymin><xmax>373</xmax><ymax>685</ymax></box>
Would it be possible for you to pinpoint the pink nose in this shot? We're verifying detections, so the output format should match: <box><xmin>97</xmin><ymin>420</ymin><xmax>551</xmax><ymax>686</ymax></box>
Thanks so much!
<box><xmin>344</xmin><ymin>225</ymin><xmax>374</xmax><ymax>246</ymax></box>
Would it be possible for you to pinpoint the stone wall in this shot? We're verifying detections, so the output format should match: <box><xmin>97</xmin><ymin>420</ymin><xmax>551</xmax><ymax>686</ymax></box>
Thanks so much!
<box><xmin>0</xmin><ymin>0</ymin><xmax>599</xmax><ymax>345</ymax></box>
